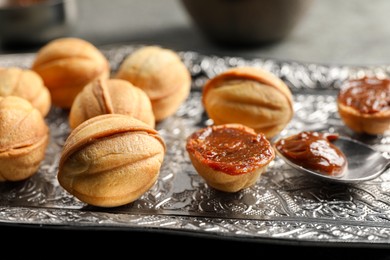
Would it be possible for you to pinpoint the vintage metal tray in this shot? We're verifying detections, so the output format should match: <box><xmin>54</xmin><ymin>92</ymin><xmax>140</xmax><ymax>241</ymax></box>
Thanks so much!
<box><xmin>0</xmin><ymin>44</ymin><xmax>390</xmax><ymax>247</ymax></box>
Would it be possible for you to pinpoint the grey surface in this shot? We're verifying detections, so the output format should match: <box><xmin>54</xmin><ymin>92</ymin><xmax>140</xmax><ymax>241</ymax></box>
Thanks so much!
<box><xmin>1</xmin><ymin>0</ymin><xmax>390</xmax><ymax>66</ymax></box>
<box><xmin>72</xmin><ymin>0</ymin><xmax>390</xmax><ymax>66</ymax></box>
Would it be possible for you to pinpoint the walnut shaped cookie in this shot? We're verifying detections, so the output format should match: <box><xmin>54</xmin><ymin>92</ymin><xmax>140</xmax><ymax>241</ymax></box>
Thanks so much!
<box><xmin>69</xmin><ymin>78</ymin><xmax>155</xmax><ymax>129</ymax></box>
<box><xmin>0</xmin><ymin>96</ymin><xmax>49</xmax><ymax>181</ymax></box>
<box><xmin>0</xmin><ymin>67</ymin><xmax>51</xmax><ymax>117</ymax></box>
<box><xmin>202</xmin><ymin>67</ymin><xmax>294</xmax><ymax>139</ymax></box>
<box><xmin>32</xmin><ymin>37</ymin><xmax>110</xmax><ymax>109</ymax></box>
<box><xmin>58</xmin><ymin>114</ymin><xmax>166</xmax><ymax>207</ymax></box>
<box><xmin>115</xmin><ymin>45</ymin><xmax>191</xmax><ymax>121</ymax></box>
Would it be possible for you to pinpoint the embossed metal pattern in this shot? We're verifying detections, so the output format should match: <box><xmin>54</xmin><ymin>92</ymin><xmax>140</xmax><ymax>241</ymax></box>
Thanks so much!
<box><xmin>0</xmin><ymin>45</ymin><xmax>390</xmax><ymax>246</ymax></box>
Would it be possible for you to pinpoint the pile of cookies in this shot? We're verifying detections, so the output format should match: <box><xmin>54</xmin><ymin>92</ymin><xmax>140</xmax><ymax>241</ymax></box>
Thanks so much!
<box><xmin>0</xmin><ymin>37</ymin><xmax>190</xmax><ymax>207</ymax></box>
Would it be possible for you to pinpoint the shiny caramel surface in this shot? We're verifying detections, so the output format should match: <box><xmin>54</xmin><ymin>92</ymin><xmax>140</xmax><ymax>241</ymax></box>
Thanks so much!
<box><xmin>275</xmin><ymin>131</ymin><xmax>347</xmax><ymax>176</ymax></box>
<box><xmin>186</xmin><ymin>124</ymin><xmax>274</xmax><ymax>175</ymax></box>
<box><xmin>338</xmin><ymin>77</ymin><xmax>390</xmax><ymax>114</ymax></box>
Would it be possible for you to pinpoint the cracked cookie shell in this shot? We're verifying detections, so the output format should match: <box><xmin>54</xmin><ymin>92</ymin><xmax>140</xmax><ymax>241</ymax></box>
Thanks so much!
<box><xmin>115</xmin><ymin>45</ymin><xmax>191</xmax><ymax>121</ymax></box>
<box><xmin>58</xmin><ymin>114</ymin><xmax>166</xmax><ymax>207</ymax></box>
<box><xmin>0</xmin><ymin>96</ymin><xmax>49</xmax><ymax>182</ymax></box>
<box><xmin>0</xmin><ymin>67</ymin><xmax>51</xmax><ymax>117</ymax></box>
<box><xmin>202</xmin><ymin>67</ymin><xmax>294</xmax><ymax>139</ymax></box>
<box><xmin>69</xmin><ymin>78</ymin><xmax>155</xmax><ymax>129</ymax></box>
<box><xmin>32</xmin><ymin>37</ymin><xmax>110</xmax><ymax>109</ymax></box>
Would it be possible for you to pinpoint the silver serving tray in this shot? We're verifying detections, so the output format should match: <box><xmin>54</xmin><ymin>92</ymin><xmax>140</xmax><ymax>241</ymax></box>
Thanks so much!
<box><xmin>0</xmin><ymin>44</ymin><xmax>390</xmax><ymax>246</ymax></box>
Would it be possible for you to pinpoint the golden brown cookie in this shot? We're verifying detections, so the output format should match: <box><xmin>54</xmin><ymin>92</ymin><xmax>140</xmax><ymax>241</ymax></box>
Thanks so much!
<box><xmin>0</xmin><ymin>67</ymin><xmax>51</xmax><ymax>117</ymax></box>
<box><xmin>202</xmin><ymin>67</ymin><xmax>294</xmax><ymax>139</ymax></box>
<box><xmin>115</xmin><ymin>45</ymin><xmax>191</xmax><ymax>121</ymax></box>
<box><xmin>31</xmin><ymin>37</ymin><xmax>110</xmax><ymax>109</ymax></box>
<box><xmin>0</xmin><ymin>96</ymin><xmax>49</xmax><ymax>181</ymax></box>
<box><xmin>186</xmin><ymin>123</ymin><xmax>275</xmax><ymax>192</ymax></box>
<box><xmin>69</xmin><ymin>78</ymin><xmax>155</xmax><ymax>129</ymax></box>
<box><xmin>58</xmin><ymin>114</ymin><xmax>166</xmax><ymax>207</ymax></box>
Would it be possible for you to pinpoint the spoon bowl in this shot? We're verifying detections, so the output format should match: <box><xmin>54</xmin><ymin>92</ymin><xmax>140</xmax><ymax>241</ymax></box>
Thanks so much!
<box><xmin>275</xmin><ymin>136</ymin><xmax>390</xmax><ymax>184</ymax></box>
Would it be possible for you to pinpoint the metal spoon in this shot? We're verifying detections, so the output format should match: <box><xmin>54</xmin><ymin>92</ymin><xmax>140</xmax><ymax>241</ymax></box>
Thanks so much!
<box><xmin>274</xmin><ymin>136</ymin><xmax>390</xmax><ymax>184</ymax></box>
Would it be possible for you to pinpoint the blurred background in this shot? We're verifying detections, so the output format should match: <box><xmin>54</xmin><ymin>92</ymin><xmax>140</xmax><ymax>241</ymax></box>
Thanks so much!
<box><xmin>0</xmin><ymin>0</ymin><xmax>390</xmax><ymax>65</ymax></box>
<box><xmin>1</xmin><ymin>1</ymin><xmax>390</xmax><ymax>256</ymax></box>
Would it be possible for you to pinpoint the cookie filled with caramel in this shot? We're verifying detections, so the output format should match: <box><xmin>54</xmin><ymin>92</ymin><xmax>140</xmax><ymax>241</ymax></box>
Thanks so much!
<box><xmin>186</xmin><ymin>123</ymin><xmax>275</xmax><ymax>192</ymax></box>
<box><xmin>337</xmin><ymin>77</ymin><xmax>390</xmax><ymax>135</ymax></box>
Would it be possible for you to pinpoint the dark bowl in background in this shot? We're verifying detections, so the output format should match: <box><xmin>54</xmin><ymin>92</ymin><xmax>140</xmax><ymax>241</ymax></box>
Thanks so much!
<box><xmin>0</xmin><ymin>0</ymin><xmax>77</xmax><ymax>48</ymax></box>
<box><xmin>180</xmin><ymin>0</ymin><xmax>313</xmax><ymax>46</ymax></box>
